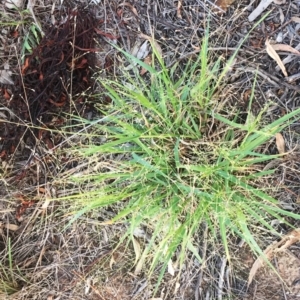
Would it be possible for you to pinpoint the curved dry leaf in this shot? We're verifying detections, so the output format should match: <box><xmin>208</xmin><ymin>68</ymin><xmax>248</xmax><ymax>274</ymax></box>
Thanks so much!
<box><xmin>271</xmin><ymin>44</ymin><xmax>300</xmax><ymax>55</ymax></box>
<box><xmin>248</xmin><ymin>229</ymin><xmax>300</xmax><ymax>286</ymax></box>
<box><xmin>275</xmin><ymin>132</ymin><xmax>285</xmax><ymax>154</ymax></box>
<box><xmin>140</xmin><ymin>55</ymin><xmax>152</xmax><ymax>75</ymax></box>
<box><xmin>132</xmin><ymin>237</ymin><xmax>141</xmax><ymax>265</ymax></box>
<box><xmin>265</xmin><ymin>39</ymin><xmax>288</xmax><ymax>77</ymax></box>
<box><xmin>109</xmin><ymin>254</ymin><xmax>116</xmax><ymax>269</ymax></box>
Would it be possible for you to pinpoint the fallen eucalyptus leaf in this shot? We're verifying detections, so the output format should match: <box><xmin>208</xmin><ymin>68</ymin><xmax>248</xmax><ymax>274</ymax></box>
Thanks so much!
<box><xmin>271</xmin><ymin>44</ymin><xmax>300</xmax><ymax>55</ymax></box>
<box><xmin>265</xmin><ymin>39</ymin><xmax>287</xmax><ymax>77</ymax></box>
<box><xmin>132</xmin><ymin>237</ymin><xmax>141</xmax><ymax>265</ymax></box>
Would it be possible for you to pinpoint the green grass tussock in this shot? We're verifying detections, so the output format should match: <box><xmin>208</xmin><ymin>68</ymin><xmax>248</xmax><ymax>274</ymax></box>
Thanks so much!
<box><xmin>65</xmin><ymin>31</ymin><xmax>300</xmax><ymax>287</ymax></box>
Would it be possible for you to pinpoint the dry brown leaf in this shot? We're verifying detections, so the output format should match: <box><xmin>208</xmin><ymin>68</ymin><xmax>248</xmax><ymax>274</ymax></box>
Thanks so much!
<box><xmin>271</xmin><ymin>44</ymin><xmax>300</xmax><ymax>55</ymax></box>
<box><xmin>140</xmin><ymin>55</ymin><xmax>152</xmax><ymax>75</ymax></box>
<box><xmin>265</xmin><ymin>39</ymin><xmax>288</xmax><ymax>77</ymax></box>
<box><xmin>275</xmin><ymin>132</ymin><xmax>285</xmax><ymax>154</ymax></box>
<box><xmin>3</xmin><ymin>89</ymin><xmax>11</xmax><ymax>100</ymax></box>
<box><xmin>291</xmin><ymin>16</ymin><xmax>300</xmax><ymax>23</ymax></box>
<box><xmin>215</xmin><ymin>0</ymin><xmax>237</xmax><ymax>12</ymax></box>
<box><xmin>22</xmin><ymin>58</ymin><xmax>30</xmax><ymax>75</ymax></box>
<box><xmin>248</xmin><ymin>229</ymin><xmax>300</xmax><ymax>286</ymax></box>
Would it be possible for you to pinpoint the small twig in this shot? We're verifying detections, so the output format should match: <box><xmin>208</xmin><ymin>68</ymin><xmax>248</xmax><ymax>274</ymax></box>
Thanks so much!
<box><xmin>285</xmin><ymin>72</ymin><xmax>300</xmax><ymax>83</ymax></box>
<box><xmin>225</xmin><ymin>266</ymin><xmax>231</xmax><ymax>297</ymax></box>
<box><xmin>217</xmin><ymin>257</ymin><xmax>227</xmax><ymax>300</ymax></box>
<box><xmin>72</xmin><ymin>270</ymin><xmax>106</xmax><ymax>300</ymax></box>
<box><xmin>242</xmin><ymin>66</ymin><xmax>300</xmax><ymax>92</ymax></box>
<box><xmin>195</xmin><ymin>223</ymin><xmax>208</xmax><ymax>300</ymax></box>
<box><xmin>241</xmin><ymin>66</ymin><xmax>280</xmax><ymax>87</ymax></box>
<box><xmin>248</xmin><ymin>0</ymin><xmax>273</xmax><ymax>22</ymax></box>
<box><xmin>134</xmin><ymin>3</ymin><xmax>181</xmax><ymax>30</ymax></box>
<box><xmin>270</xmin><ymin>19</ymin><xmax>293</xmax><ymax>37</ymax></box>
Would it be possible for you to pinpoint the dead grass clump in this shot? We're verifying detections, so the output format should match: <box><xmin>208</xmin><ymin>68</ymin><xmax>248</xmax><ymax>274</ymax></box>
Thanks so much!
<box><xmin>2</xmin><ymin>6</ymin><xmax>98</xmax><ymax>159</ymax></box>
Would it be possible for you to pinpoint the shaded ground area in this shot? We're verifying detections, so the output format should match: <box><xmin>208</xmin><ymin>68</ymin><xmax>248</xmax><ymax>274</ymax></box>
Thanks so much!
<box><xmin>0</xmin><ymin>0</ymin><xmax>300</xmax><ymax>299</ymax></box>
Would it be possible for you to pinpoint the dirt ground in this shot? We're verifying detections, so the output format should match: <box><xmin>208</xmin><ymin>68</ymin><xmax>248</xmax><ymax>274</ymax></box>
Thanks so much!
<box><xmin>0</xmin><ymin>0</ymin><xmax>300</xmax><ymax>299</ymax></box>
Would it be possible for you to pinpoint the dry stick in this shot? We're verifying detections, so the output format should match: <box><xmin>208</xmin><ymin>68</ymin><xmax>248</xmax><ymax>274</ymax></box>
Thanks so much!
<box><xmin>195</xmin><ymin>223</ymin><xmax>208</xmax><ymax>300</ymax></box>
<box><xmin>134</xmin><ymin>3</ymin><xmax>181</xmax><ymax>30</ymax></box>
<box><xmin>225</xmin><ymin>266</ymin><xmax>231</xmax><ymax>297</ymax></box>
<box><xmin>248</xmin><ymin>0</ymin><xmax>274</xmax><ymax>22</ymax></box>
<box><xmin>242</xmin><ymin>66</ymin><xmax>300</xmax><ymax>92</ymax></box>
<box><xmin>217</xmin><ymin>257</ymin><xmax>227</xmax><ymax>300</ymax></box>
<box><xmin>270</xmin><ymin>19</ymin><xmax>293</xmax><ymax>37</ymax></box>
<box><xmin>285</xmin><ymin>72</ymin><xmax>300</xmax><ymax>83</ymax></box>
